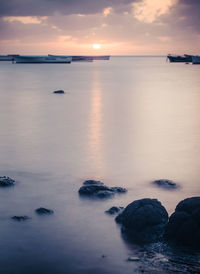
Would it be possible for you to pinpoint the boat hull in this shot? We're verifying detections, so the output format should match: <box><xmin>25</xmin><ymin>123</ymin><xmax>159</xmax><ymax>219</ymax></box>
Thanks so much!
<box><xmin>192</xmin><ymin>56</ymin><xmax>200</xmax><ymax>64</ymax></box>
<box><xmin>14</xmin><ymin>56</ymin><xmax>72</xmax><ymax>64</ymax></box>
<box><xmin>167</xmin><ymin>55</ymin><xmax>192</xmax><ymax>63</ymax></box>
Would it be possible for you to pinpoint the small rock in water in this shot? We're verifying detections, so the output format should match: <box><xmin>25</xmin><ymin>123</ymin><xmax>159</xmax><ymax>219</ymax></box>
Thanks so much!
<box><xmin>11</xmin><ymin>216</ymin><xmax>30</xmax><ymax>221</ymax></box>
<box><xmin>83</xmin><ymin>180</ymin><xmax>104</xmax><ymax>186</ymax></box>
<box><xmin>0</xmin><ymin>176</ymin><xmax>15</xmax><ymax>187</ymax></box>
<box><xmin>127</xmin><ymin>256</ymin><xmax>140</xmax><ymax>262</ymax></box>
<box><xmin>79</xmin><ymin>180</ymin><xmax>127</xmax><ymax>199</ymax></box>
<box><xmin>53</xmin><ymin>90</ymin><xmax>65</xmax><ymax>94</ymax></box>
<box><xmin>35</xmin><ymin>208</ymin><xmax>54</xmax><ymax>215</ymax></box>
<box><xmin>105</xmin><ymin>206</ymin><xmax>124</xmax><ymax>215</ymax></box>
<box><xmin>153</xmin><ymin>179</ymin><xmax>178</xmax><ymax>189</ymax></box>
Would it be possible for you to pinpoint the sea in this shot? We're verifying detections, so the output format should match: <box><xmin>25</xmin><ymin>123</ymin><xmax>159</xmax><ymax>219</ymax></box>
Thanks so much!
<box><xmin>0</xmin><ymin>56</ymin><xmax>200</xmax><ymax>273</ymax></box>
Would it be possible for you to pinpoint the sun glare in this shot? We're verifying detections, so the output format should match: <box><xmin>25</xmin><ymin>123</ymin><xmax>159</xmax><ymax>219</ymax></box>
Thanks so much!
<box><xmin>93</xmin><ymin>44</ymin><xmax>101</xmax><ymax>50</ymax></box>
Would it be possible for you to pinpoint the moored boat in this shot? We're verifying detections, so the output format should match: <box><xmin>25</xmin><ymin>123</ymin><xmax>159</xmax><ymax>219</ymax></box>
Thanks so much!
<box><xmin>14</xmin><ymin>55</ymin><xmax>72</xmax><ymax>63</ymax></box>
<box><xmin>0</xmin><ymin>55</ymin><xmax>20</xmax><ymax>61</ymax></box>
<box><xmin>167</xmin><ymin>54</ymin><xmax>192</xmax><ymax>63</ymax></box>
<box><xmin>192</xmin><ymin>56</ymin><xmax>200</xmax><ymax>64</ymax></box>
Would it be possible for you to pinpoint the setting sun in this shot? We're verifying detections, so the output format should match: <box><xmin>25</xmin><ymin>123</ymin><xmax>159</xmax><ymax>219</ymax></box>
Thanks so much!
<box><xmin>93</xmin><ymin>43</ymin><xmax>101</xmax><ymax>49</ymax></box>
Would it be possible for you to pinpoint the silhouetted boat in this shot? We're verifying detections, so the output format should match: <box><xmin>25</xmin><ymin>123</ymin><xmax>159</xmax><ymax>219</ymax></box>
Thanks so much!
<box><xmin>167</xmin><ymin>54</ymin><xmax>192</xmax><ymax>63</ymax></box>
<box><xmin>192</xmin><ymin>56</ymin><xmax>200</xmax><ymax>64</ymax></box>
<box><xmin>14</xmin><ymin>55</ymin><xmax>72</xmax><ymax>63</ymax></box>
<box><xmin>0</xmin><ymin>55</ymin><xmax>19</xmax><ymax>61</ymax></box>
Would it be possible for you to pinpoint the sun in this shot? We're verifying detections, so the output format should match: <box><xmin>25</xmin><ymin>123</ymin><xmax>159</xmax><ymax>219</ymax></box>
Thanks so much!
<box><xmin>93</xmin><ymin>44</ymin><xmax>101</xmax><ymax>50</ymax></box>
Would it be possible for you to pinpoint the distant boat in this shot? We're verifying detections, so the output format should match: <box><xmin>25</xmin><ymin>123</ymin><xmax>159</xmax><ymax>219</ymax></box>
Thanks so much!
<box><xmin>167</xmin><ymin>54</ymin><xmax>192</xmax><ymax>63</ymax></box>
<box><xmin>14</xmin><ymin>55</ymin><xmax>72</xmax><ymax>63</ymax></box>
<box><xmin>49</xmin><ymin>55</ymin><xmax>93</xmax><ymax>62</ymax></box>
<box><xmin>49</xmin><ymin>55</ymin><xmax>110</xmax><ymax>62</ymax></box>
<box><xmin>192</xmin><ymin>56</ymin><xmax>200</xmax><ymax>64</ymax></box>
<box><xmin>0</xmin><ymin>55</ymin><xmax>20</xmax><ymax>61</ymax></box>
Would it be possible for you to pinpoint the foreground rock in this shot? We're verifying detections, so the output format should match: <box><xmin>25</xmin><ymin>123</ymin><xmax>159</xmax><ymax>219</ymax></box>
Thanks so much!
<box><xmin>0</xmin><ymin>176</ymin><xmax>15</xmax><ymax>187</ymax></box>
<box><xmin>165</xmin><ymin>197</ymin><xmax>200</xmax><ymax>248</ymax></box>
<box><xmin>105</xmin><ymin>206</ymin><xmax>124</xmax><ymax>215</ymax></box>
<box><xmin>116</xmin><ymin>198</ymin><xmax>168</xmax><ymax>243</ymax></box>
<box><xmin>153</xmin><ymin>179</ymin><xmax>178</xmax><ymax>189</ymax></box>
<box><xmin>79</xmin><ymin>180</ymin><xmax>127</xmax><ymax>198</ymax></box>
<box><xmin>11</xmin><ymin>216</ymin><xmax>30</xmax><ymax>221</ymax></box>
<box><xmin>53</xmin><ymin>90</ymin><xmax>65</xmax><ymax>94</ymax></box>
<box><xmin>35</xmin><ymin>208</ymin><xmax>54</xmax><ymax>215</ymax></box>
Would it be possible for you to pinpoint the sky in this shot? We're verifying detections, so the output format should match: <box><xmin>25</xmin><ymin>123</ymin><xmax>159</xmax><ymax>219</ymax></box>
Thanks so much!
<box><xmin>0</xmin><ymin>0</ymin><xmax>199</xmax><ymax>55</ymax></box>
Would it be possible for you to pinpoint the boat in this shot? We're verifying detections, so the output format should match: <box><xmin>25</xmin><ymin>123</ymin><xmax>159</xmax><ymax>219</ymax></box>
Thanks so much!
<box><xmin>49</xmin><ymin>55</ymin><xmax>93</xmax><ymax>62</ymax></box>
<box><xmin>14</xmin><ymin>55</ymin><xmax>72</xmax><ymax>63</ymax></box>
<box><xmin>167</xmin><ymin>54</ymin><xmax>192</xmax><ymax>63</ymax></box>
<box><xmin>0</xmin><ymin>55</ymin><xmax>20</xmax><ymax>61</ymax></box>
<box><xmin>192</xmin><ymin>56</ymin><xmax>200</xmax><ymax>64</ymax></box>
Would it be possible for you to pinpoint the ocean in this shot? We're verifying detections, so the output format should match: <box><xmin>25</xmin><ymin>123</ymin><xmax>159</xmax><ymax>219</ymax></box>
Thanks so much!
<box><xmin>0</xmin><ymin>56</ymin><xmax>200</xmax><ymax>273</ymax></box>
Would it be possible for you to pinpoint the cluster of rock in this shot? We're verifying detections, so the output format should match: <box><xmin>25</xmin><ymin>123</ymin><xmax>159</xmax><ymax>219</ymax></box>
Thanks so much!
<box><xmin>79</xmin><ymin>180</ymin><xmax>127</xmax><ymax>198</ymax></box>
<box><xmin>115</xmin><ymin>197</ymin><xmax>200</xmax><ymax>249</ymax></box>
<box><xmin>152</xmin><ymin>179</ymin><xmax>179</xmax><ymax>189</ymax></box>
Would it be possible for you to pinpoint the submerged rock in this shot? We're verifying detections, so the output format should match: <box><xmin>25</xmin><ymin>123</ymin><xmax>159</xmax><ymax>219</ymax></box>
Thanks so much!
<box><xmin>127</xmin><ymin>256</ymin><xmax>140</xmax><ymax>262</ymax></box>
<box><xmin>0</xmin><ymin>176</ymin><xmax>15</xmax><ymax>187</ymax></box>
<box><xmin>79</xmin><ymin>180</ymin><xmax>127</xmax><ymax>198</ymax></box>
<box><xmin>35</xmin><ymin>207</ymin><xmax>54</xmax><ymax>215</ymax></box>
<box><xmin>53</xmin><ymin>90</ymin><xmax>65</xmax><ymax>94</ymax></box>
<box><xmin>115</xmin><ymin>198</ymin><xmax>168</xmax><ymax>243</ymax></box>
<box><xmin>165</xmin><ymin>197</ymin><xmax>200</xmax><ymax>248</ymax></box>
<box><xmin>11</xmin><ymin>216</ymin><xmax>30</xmax><ymax>221</ymax></box>
<box><xmin>105</xmin><ymin>206</ymin><xmax>124</xmax><ymax>215</ymax></box>
<box><xmin>153</xmin><ymin>179</ymin><xmax>178</xmax><ymax>189</ymax></box>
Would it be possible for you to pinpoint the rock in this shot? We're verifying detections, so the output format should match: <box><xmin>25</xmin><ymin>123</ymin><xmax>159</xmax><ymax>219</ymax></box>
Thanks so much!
<box><xmin>105</xmin><ymin>206</ymin><xmax>124</xmax><ymax>215</ymax></box>
<box><xmin>35</xmin><ymin>208</ymin><xmax>54</xmax><ymax>215</ymax></box>
<box><xmin>153</xmin><ymin>179</ymin><xmax>178</xmax><ymax>189</ymax></box>
<box><xmin>83</xmin><ymin>180</ymin><xmax>104</xmax><ymax>186</ymax></box>
<box><xmin>127</xmin><ymin>256</ymin><xmax>140</xmax><ymax>262</ymax></box>
<box><xmin>79</xmin><ymin>180</ymin><xmax>127</xmax><ymax>198</ymax></box>
<box><xmin>11</xmin><ymin>216</ymin><xmax>30</xmax><ymax>221</ymax></box>
<box><xmin>0</xmin><ymin>176</ymin><xmax>15</xmax><ymax>187</ymax></box>
<box><xmin>164</xmin><ymin>197</ymin><xmax>200</xmax><ymax>248</ymax></box>
<box><xmin>53</xmin><ymin>90</ymin><xmax>65</xmax><ymax>94</ymax></box>
<box><xmin>115</xmin><ymin>198</ymin><xmax>168</xmax><ymax>243</ymax></box>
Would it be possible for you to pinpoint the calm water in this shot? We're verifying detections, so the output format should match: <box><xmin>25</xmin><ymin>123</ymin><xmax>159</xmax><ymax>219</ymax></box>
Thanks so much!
<box><xmin>0</xmin><ymin>57</ymin><xmax>200</xmax><ymax>273</ymax></box>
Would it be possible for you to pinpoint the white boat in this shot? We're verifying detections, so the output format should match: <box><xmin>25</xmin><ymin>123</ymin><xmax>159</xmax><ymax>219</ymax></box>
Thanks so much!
<box><xmin>14</xmin><ymin>55</ymin><xmax>72</xmax><ymax>63</ymax></box>
<box><xmin>192</xmin><ymin>56</ymin><xmax>200</xmax><ymax>64</ymax></box>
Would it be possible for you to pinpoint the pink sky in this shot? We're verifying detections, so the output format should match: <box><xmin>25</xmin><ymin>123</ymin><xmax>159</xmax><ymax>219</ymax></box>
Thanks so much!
<box><xmin>0</xmin><ymin>0</ymin><xmax>199</xmax><ymax>55</ymax></box>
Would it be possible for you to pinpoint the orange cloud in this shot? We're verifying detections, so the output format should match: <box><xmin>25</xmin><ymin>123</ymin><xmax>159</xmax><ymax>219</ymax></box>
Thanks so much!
<box><xmin>3</xmin><ymin>16</ymin><xmax>47</xmax><ymax>24</ymax></box>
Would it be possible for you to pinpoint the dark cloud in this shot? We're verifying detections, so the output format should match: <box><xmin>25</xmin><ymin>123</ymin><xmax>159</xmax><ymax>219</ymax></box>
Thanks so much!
<box><xmin>0</xmin><ymin>0</ymin><xmax>135</xmax><ymax>16</ymax></box>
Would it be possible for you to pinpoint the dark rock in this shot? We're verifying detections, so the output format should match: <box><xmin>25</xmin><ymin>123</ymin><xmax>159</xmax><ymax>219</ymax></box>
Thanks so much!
<box><xmin>11</xmin><ymin>216</ymin><xmax>30</xmax><ymax>221</ymax></box>
<box><xmin>115</xmin><ymin>198</ymin><xmax>168</xmax><ymax>243</ymax></box>
<box><xmin>0</xmin><ymin>176</ymin><xmax>15</xmax><ymax>187</ymax></box>
<box><xmin>153</xmin><ymin>179</ymin><xmax>178</xmax><ymax>189</ymax></box>
<box><xmin>165</xmin><ymin>197</ymin><xmax>200</xmax><ymax>248</ymax></box>
<box><xmin>79</xmin><ymin>180</ymin><xmax>127</xmax><ymax>198</ymax></box>
<box><xmin>35</xmin><ymin>207</ymin><xmax>54</xmax><ymax>215</ymax></box>
<box><xmin>83</xmin><ymin>180</ymin><xmax>104</xmax><ymax>186</ymax></box>
<box><xmin>53</xmin><ymin>90</ymin><xmax>65</xmax><ymax>94</ymax></box>
<box><xmin>105</xmin><ymin>206</ymin><xmax>124</xmax><ymax>215</ymax></box>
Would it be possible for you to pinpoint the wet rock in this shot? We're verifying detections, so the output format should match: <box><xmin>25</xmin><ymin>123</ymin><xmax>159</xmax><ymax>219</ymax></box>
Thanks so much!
<box><xmin>79</xmin><ymin>180</ymin><xmax>127</xmax><ymax>198</ymax></box>
<box><xmin>53</xmin><ymin>90</ymin><xmax>65</xmax><ymax>94</ymax></box>
<box><xmin>35</xmin><ymin>207</ymin><xmax>54</xmax><ymax>215</ymax></box>
<box><xmin>165</xmin><ymin>197</ymin><xmax>200</xmax><ymax>248</ymax></box>
<box><xmin>115</xmin><ymin>198</ymin><xmax>168</xmax><ymax>243</ymax></box>
<box><xmin>11</xmin><ymin>216</ymin><xmax>30</xmax><ymax>221</ymax></box>
<box><xmin>105</xmin><ymin>206</ymin><xmax>124</xmax><ymax>215</ymax></box>
<box><xmin>0</xmin><ymin>176</ymin><xmax>15</xmax><ymax>187</ymax></box>
<box><xmin>153</xmin><ymin>179</ymin><xmax>178</xmax><ymax>189</ymax></box>
<box><xmin>83</xmin><ymin>180</ymin><xmax>104</xmax><ymax>186</ymax></box>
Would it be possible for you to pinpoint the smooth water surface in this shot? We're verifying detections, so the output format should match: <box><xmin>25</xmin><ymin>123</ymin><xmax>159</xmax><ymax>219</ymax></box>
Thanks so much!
<box><xmin>0</xmin><ymin>57</ymin><xmax>200</xmax><ymax>273</ymax></box>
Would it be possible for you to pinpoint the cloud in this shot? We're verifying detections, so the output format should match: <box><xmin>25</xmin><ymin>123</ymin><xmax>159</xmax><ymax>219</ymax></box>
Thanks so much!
<box><xmin>132</xmin><ymin>0</ymin><xmax>177</xmax><ymax>23</ymax></box>
<box><xmin>3</xmin><ymin>16</ymin><xmax>47</xmax><ymax>24</ymax></box>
